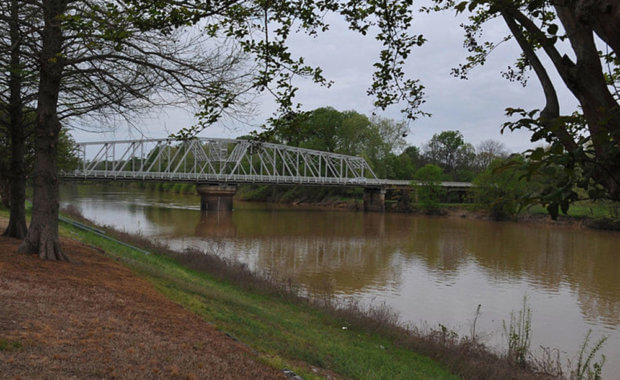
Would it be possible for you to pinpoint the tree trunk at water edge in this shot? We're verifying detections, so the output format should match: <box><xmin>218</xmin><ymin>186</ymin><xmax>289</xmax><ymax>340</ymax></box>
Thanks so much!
<box><xmin>17</xmin><ymin>0</ymin><xmax>68</xmax><ymax>261</ymax></box>
<box><xmin>3</xmin><ymin>135</ymin><xmax>28</xmax><ymax>239</ymax></box>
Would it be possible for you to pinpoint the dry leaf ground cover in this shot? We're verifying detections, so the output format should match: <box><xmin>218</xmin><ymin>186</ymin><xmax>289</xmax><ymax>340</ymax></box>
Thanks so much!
<box><xmin>0</xmin><ymin>220</ymin><xmax>284</xmax><ymax>379</ymax></box>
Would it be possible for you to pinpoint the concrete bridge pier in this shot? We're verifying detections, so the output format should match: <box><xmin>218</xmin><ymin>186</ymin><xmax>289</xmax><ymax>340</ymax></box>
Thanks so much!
<box><xmin>363</xmin><ymin>187</ymin><xmax>386</xmax><ymax>212</ymax></box>
<box><xmin>196</xmin><ymin>184</ymin><xmax>237</xmax><ymax>211</ymax></box>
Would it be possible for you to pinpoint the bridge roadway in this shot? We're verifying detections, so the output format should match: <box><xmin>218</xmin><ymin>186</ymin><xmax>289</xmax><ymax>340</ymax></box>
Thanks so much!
<box><xmin>61</xmin><ymin>137</ymin><xmax>472</xmax><ymax>211</ymax></box>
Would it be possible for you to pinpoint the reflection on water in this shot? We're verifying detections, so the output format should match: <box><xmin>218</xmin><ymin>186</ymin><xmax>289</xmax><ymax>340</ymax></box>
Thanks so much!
<box><xmin>60</xmin><ymin>184</ymin><xmax>620</xmax><ymax>376</ymax></box>
<box><xmin>195</xmin><ymin>212</ymin><xmax>237</xmax><ymax>238</ymax></box>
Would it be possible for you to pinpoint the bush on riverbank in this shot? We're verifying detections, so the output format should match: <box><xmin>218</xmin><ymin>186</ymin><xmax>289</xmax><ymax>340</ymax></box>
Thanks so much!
<box><xmin>472</xmin><ymin>157</ymin><xmax>531</xmax><ymax>220</ymax></box>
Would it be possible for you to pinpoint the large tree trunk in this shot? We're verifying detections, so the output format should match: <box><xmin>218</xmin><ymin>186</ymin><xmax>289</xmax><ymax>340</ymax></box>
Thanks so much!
<box><xmin>506</xmin><ymin>3</ymin><xmax>620</xmax><ymax>200</ymax></box>
<box><xmin>554</xmin><ymin>4</ymin><xmax>620</xmax><ymax>200</ymax></box>
<box><xmin>572</xmin><ymin>0</ymin><xmax>620</xmax><ymax>57</ymax></box>
<box><xmin>4</xmin><ymin>0</ymin><xmax>28</xmax><ymax>239</ymax></box>
<box><xmin>3</xmin><ymin>122</ymin><xmax>28</xmax><ymax>239</ymax></box>
<box><xmin>17</xmin><ymin>0</ymin><xmax>68</xmax><ymax>260</ymax></box>
<box><xmin>0</xmin><ymin>181</ymin><xmax>9</xmax><ymax>208</ymax></box>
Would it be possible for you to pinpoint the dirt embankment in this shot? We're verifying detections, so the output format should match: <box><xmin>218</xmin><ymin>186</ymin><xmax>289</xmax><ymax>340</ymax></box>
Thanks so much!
<box><xmin>0</xmin><ymin>222</ymin><xmax>284</xmax><ymax>379</ymax></box>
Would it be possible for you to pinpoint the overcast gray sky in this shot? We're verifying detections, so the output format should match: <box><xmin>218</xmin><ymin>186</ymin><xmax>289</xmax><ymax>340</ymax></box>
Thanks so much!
<box><xmin>71</xmin><ymin>7</ymin><xmax>579</xmax><ymax>154</ymax></box>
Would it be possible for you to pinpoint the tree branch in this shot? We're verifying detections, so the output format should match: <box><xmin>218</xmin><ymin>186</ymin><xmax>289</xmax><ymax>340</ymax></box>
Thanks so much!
<box><xmin>501</xmin><ymin>11</ymin><xmax>576</xmax><ymax>151</ymax></box>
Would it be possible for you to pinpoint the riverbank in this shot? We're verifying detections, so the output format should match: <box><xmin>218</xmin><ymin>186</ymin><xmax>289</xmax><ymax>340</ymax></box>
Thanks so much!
<box><xmin>111</xmin><ymin>182</ymin><xmax>620</xmax><ymax>230</ymax></box>
<box><xmin>0</xmin><ymin>218</ymin><xmax>283</xmax><ymax>379</ymax></box>
<box><xmin>0</xmin><ymin>210</ymin><xmax>558</xmax><ymax>379</ymax></box>
<box><xmin>237</xmin><ymin>184</ymin><xmax>620</xmax><ymax>231</ymax></box>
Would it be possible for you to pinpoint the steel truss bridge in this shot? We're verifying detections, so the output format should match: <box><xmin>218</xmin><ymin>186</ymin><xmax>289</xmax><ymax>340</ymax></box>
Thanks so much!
<box><xmin>61</xmin><ymin>137</ymin><xmax>472</xmax><ymax>190</ymax></box>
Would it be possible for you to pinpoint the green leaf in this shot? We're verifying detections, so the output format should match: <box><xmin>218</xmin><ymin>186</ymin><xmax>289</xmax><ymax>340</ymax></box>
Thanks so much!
<box><xmin>547</xmin><ymin>24</ymin><xmax>558</xmax><ymax>35</ymax></box>
<box><xmin>529</xmin><ymin>147</ymin><xmax>545</xmax><ymax>161</ymax></box>
<box><xmin>455</xmin><ymin>1</ymin><xmax>468</xmax><ymax>13</ymax></box>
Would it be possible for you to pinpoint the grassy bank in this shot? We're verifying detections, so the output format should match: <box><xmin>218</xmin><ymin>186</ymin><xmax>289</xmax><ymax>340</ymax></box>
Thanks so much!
<box><xmin>47</xmin><ymin>211</ymin><xmax>456</xmax><ymax>379</ymax></box>
<box><xmin>526</xmin><ymin>200</ymin><xmax>618</xmax><ymax>219</ymax></box>
<box><xmin>47</xmin><ymin>205</ymin><xmax>561</xmax><ymax>379</ymax></box>
<box><xmin>1</xmin><ymin>205</ymin><xmax>608</xmax><ymax>378</ymax></box>
<box><xmin>524</xmin><ymin>200</ymin><xmax>620</xmax><ymax>230</ymax></box>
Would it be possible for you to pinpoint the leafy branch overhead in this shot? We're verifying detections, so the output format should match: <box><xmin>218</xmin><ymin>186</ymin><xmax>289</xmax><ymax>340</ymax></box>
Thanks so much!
<box><xmin>2</xmin><ymin>0</ymin><xmax>619</xmax><ymax>259</ymax></box>
<box><xmin>124</xmin><ymin>0</ymin><xmax>429</xmax><ymax>137</ymax></box>
<box><xmin>1</xmin><ymin>0</ymin><xmax>254</xmax><ymax>258</ymax></box>
<box><xmin>126</xmin><ymin>0</ymin><xmax>620</xmax><ymax>214</ymax></box>
<box><xmin>429</xmin><ymin>0</ymin><xmax>620</xmax><ymax>211</ymax></box>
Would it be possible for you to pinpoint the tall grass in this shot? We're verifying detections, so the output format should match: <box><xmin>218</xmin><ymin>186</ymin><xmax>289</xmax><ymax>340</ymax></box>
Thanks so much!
<box><xmin>570</xmin><ymin>331</ymin><xmax>606</xmax><ymax>380</ymax></box>
<box><xmin>500</xmin><ymin>297</ymin><xmax>608</xmax><ymax>379</ymax></box>
<box><xmin>503</xmin><ymin>296</ymin><xmax>533</xmax><ymax>367</ymax></box>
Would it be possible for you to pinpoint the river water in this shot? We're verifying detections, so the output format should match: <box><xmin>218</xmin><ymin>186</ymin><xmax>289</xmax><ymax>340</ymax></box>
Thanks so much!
<box><xmin>60</xmin><ymin>184</ymin><xmax>620</xmax><ymax>377</ymax></box>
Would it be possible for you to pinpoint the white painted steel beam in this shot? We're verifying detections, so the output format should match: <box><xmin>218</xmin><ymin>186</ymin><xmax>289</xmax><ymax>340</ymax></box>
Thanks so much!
<box><xmin>63</xmin><ymin>138</ymin><xmax>378</xmax><ymax>187</ymax></box>
<box><xmin>61</xmin><ymin>137</ymin><xmax>473</xmax><ymax>189</ymax></box>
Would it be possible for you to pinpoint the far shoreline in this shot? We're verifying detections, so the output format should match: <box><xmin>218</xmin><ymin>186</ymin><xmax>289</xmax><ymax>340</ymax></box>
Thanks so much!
<box><xmin>238</xmin><ymin>196</ymin><xmax>620</xmax><ymax>232</ymax></box>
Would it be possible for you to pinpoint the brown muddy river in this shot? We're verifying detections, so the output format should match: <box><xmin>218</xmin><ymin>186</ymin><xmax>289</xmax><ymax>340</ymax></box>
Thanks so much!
<box><xmin>60</xmin><ymin>183</ymin><xmax>620</xmax><ymax>377</ymax></box>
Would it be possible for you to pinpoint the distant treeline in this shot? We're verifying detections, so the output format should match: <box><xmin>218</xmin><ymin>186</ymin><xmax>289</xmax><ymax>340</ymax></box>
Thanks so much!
<box><xmin>253</xmin><ymin>107</ymin><xmax>510</xmax><ymax>182</ymax></box>
<box><xmin>106</xmin><ymin>106</ymin><xmax>620</xmax><ymax>223</ymax></box>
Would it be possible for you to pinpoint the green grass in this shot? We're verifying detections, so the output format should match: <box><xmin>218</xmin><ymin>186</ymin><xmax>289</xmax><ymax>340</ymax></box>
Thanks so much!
<box><xmin>526</xmin><ymin>200</ymin><xmax>619</xmax><ymax>219</ymax></box>
<box><xmin>404</xmin><ymin>199</ymin><xmax>618</xmax><ymax>221</ymax></box>
<box><xmin>57</xmin><ymin>219</ymin><xmax>456</xmax><ymax>380</ymax></box>
<box><xmin>0</xmin><ymin>339</ymin><xmax>22</xmax><ymax>352</ymax></box>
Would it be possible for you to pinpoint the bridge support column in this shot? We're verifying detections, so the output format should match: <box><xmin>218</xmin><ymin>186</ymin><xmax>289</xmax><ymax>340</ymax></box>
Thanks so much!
<box><xmin>363</xmin><ymin>187</ymin><xmax>385</xmax><ymax>212</ymax></box>
<box><xmin>196</xmin><ymin>184</ymin><xmax>237</xmax><ymax>211</ymax></box>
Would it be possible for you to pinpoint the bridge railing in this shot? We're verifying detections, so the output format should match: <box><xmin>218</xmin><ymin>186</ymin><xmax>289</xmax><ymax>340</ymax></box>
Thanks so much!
<box><xmin>64</xmin><ymin>138</ymin><xmax>379</xmax><ymax>186</ymax></box>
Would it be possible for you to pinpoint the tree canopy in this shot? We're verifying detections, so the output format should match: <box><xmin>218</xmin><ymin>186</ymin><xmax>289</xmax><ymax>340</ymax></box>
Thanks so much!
<box><xmin>124</xmin><ymin>0</ymin><xmax>428</xmax><ymax>135</ymax></box>
<box><xmin>3</xmin><ymin>0</ymin><xmax>619</xmax><ymax>259</ymax></box>
<box><xmin>2</xmin><ymin>0</ymin><xmax>252</xmax><ymax>258</ymax></box>
<box><xmin>422</xmin><ymin>130</ymin><xmax>475</xmax><ymax>180</ymax></box>
<box><xmin>269</xmin><ymin>107</ymin><xmax>407</xmax><ymax>177</ymax></box>
<box><xmin>427</xmin><ymin>0</ymin><xmax>619</xmax><ymax>208</ymax></box>
<box><xmin>2</xmin><ymin>0</ymin><xmax>430</xmax><ymax>260</ymax></box>
<box><xmin>188</xmin><ymin>0</ymin><xmax>620</xmax><ymax>207</ymax></box>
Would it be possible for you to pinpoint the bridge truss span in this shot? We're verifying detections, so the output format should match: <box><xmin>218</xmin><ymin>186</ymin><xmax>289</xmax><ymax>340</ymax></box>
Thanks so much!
<box><xmin>64</xmin><ymin>138</ymin><xmax>381</xmax><ymax>186</ymax></box>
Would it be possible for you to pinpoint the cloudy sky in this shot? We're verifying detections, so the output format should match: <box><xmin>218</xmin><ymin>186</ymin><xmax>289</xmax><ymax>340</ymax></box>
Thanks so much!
<box><xmin>71</xmin><ymin>6</ymin><xmax>579</xmax><ymax>154</ymax></box>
